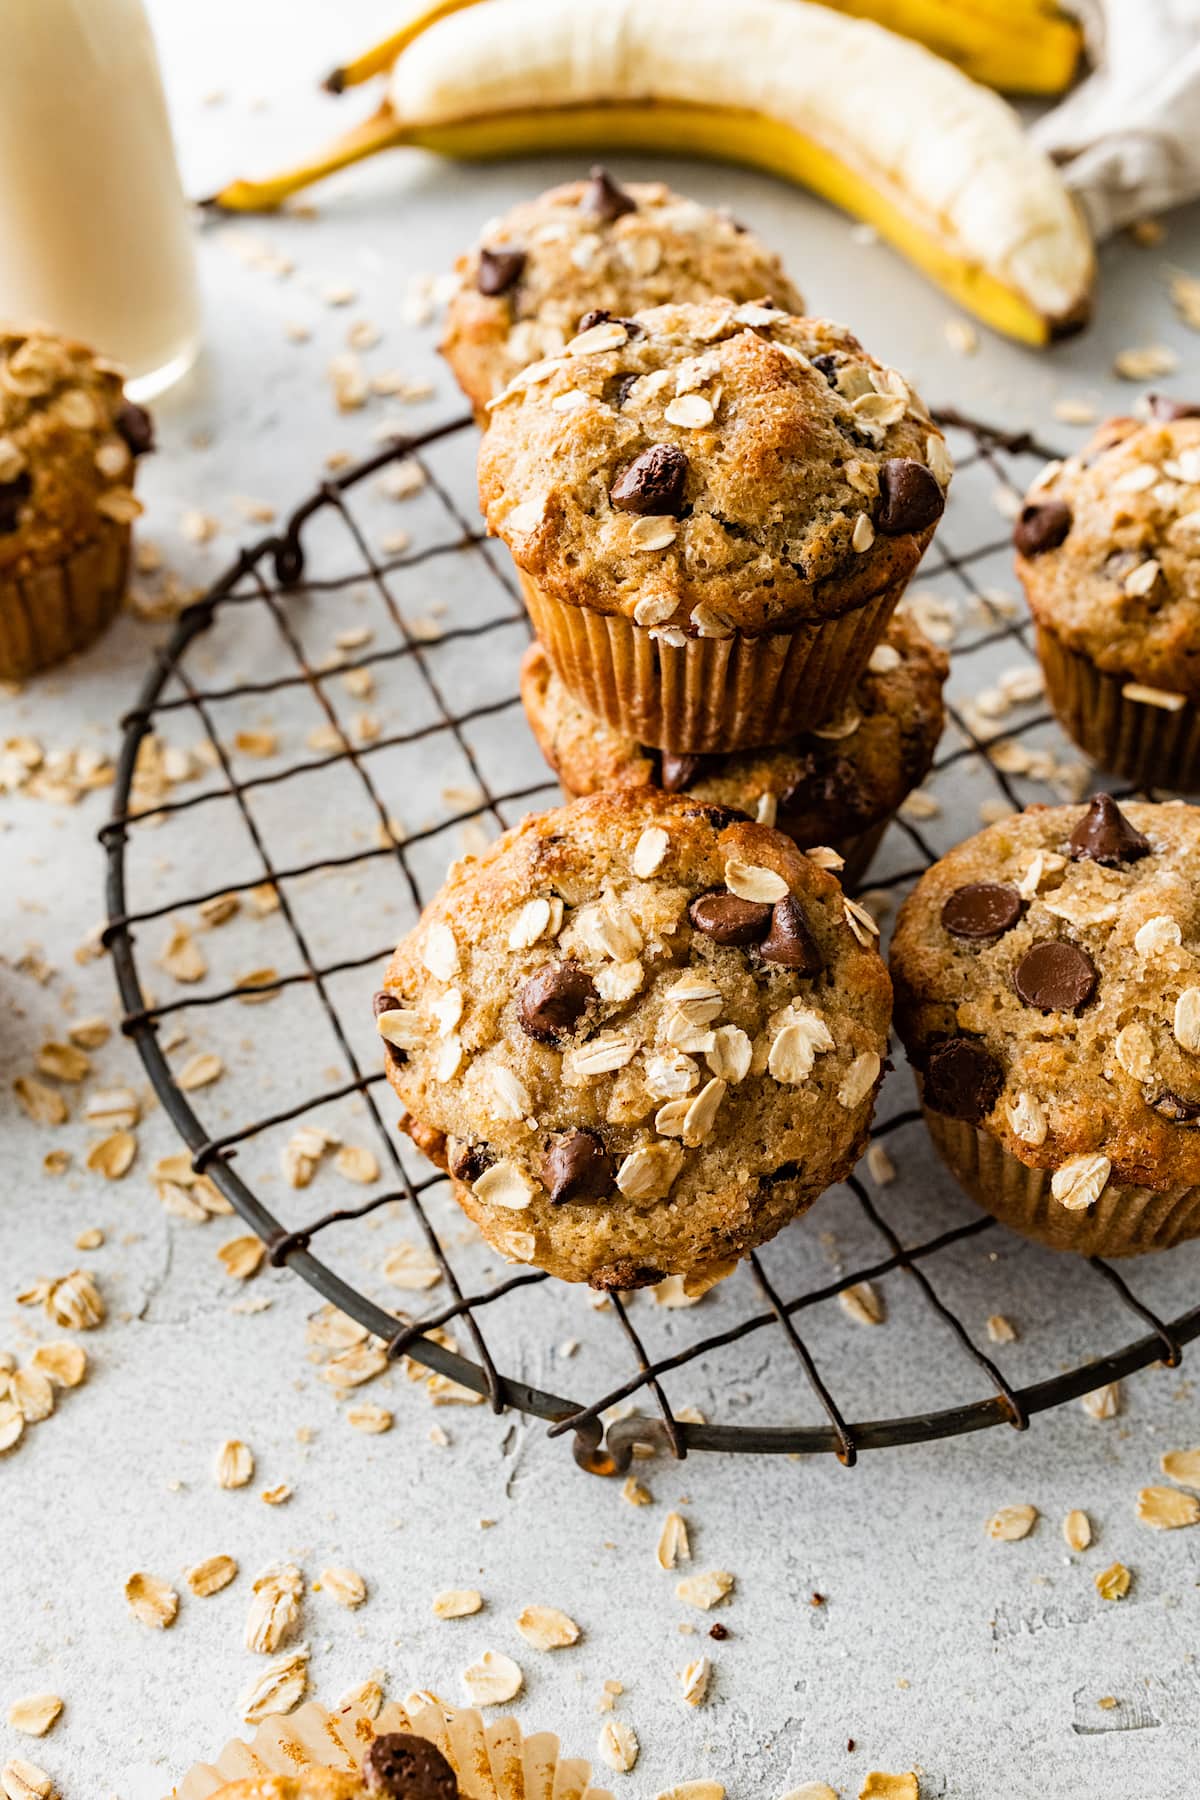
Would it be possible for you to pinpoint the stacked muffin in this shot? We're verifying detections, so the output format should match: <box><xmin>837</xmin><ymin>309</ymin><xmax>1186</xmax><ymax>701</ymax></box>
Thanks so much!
<box><xmin>445</xmin><ymin>170</ymin><xmax>951</xmax><ymax>881</ymax></box>
<box><xmin>370</xmin><ymin>173</ymin><xmax>955</xmax><ymax>1294</ymax></box>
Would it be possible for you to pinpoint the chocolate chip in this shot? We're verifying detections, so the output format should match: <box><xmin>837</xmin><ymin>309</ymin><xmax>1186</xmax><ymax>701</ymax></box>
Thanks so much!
<box><xmin>810</xmin><ymin>352</ymin><xmax>841</xmax><ymax>387</ymax></box>
<box><xmin>516</xmin><ymin>960</ymin><xmax>595</xmax><ymax>1043</ymax></box>
<box><xmin>683</xmin><ymin>802</ymin><xmax>748</xmax><ymax>831</ymax></box>
<box><xmin>924</xmin><ymin>1036</ymin><xmax>1002</xmax><ymax>1123</ymax></box>
<box><xmin>1013</xmin><ymin>499</ymin><xmax>1071</xmax><ymax>557</ymax></box>
<box><xmin>659</xmin><ymin>751</ymin><xmax>702</xmax><ymax>792</ymax></box>
<box><xmin>448</xmin><ymin>1139</ymin><xmax>492</xmax><ymax>1184</ymax></box>
<box><xmin>589</xmin><ymin>1260</ymin><xmax>664</xmax><ymax>1292</ymax></box>
<box><xmin>940</xmin><ymin>882</ymin><xmax>1022</xmax><ymax>941</ymax></box>
<box><xmin>373</xmin><ymin>989</ymin><xmax>407</xmax><ymax>1069</ymax></box>
<box><xmin>1068</xmin><ymin>793</ymin><xmax>1151</xmax><ymax>867</ymax></box>
<box><xmin>543</xmin><ymin>1129</ymin><xmax>612</xmax><ymax>1202</ymax></box>
<box><xmin>476</xmin><ymin>246</ymin><xmax>525</xmax><ymax>296</ymax></box>
<box><xmin>581</xmin><ymin>165</ymin><xmax>637</xmax><ymax>222</ymax></box>
<box><xmin>1151</xmin><ymin>1090</ymin><xmax>1200</xmax><ymax>1123</ymax></box>
<box><xmin>709</xmin><ymin>1622</ymin><xmax>730</xmax><ymax>1640</ymax></box>
<box><xmin>116</xmin><ymin>398</ymin><xmax>154</xmax><ymax>457</ymax></box>
<box><xmin>610</xmin><ymin>443</ymin><xmax>688</xmax><ymax>516</ymax></box>
<box><xmin>362</xmin><ymin>1731</ymin><xmax>458</xmax><ymax>1800</ymax></box>
<box><xmin>760</xmin><ymin>895</ymin><xmax>823</xmax><ymax>972</ymax></box>
<box><xmin>578</xmin><ymin>307</ymin><xmax>640</xmax><ymax>337</ymax></box>
<box><xmin>1013</xmin><ymin>940</ymin><xmax>1097</xmax><ymax>1013</ymax></box>
<box><xmin>1147</xmin><ymin>394</ymin><xmax>1200</xmax><ymax>422</ymax></box>
<box><xmin>875</xmin><ymin>458</ymin><xmax>946</xmax><ymax>535</ymax></box>
<box><xmin>0</xmin><ymin>470</ymin><xmax>30</xmax><ymax>534</ymax></box>
<box><xmin>689</xmin><ymin>891</ymin><xmax>772</xmax><ymax>945</ymax></box>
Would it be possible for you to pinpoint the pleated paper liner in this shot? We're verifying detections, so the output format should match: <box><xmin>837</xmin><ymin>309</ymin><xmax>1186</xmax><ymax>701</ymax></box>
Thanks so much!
<box><xmin>0</xmin><ymin>517</ymin><xmax>129</xmax><ymax>681</ymax></box>
<box><xmin>521</xmin><ymin>569</ymin><xmax>905</xmax><ymax>754</ymax></box>
<box><xmin>171</xmin><ymin>1696</ymin><xmax>614</xmax><ymax>1800</ymax></box>
<box><xmin>924</xmin><ymin>1106</ymin><xmax>1200</xmax><ymax>1258</ymax></box>
<box><xmin>1035</xmin><ymin>624</ymin><xmax>1200</xmax><ymax>795</ymax></box>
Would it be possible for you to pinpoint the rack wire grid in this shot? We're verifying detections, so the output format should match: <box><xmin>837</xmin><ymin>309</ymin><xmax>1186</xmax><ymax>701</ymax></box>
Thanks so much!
<box><xmin>102</xmin><ymin>406</ymin><xmax>1200</xmax><ymax>1474</ymax></box>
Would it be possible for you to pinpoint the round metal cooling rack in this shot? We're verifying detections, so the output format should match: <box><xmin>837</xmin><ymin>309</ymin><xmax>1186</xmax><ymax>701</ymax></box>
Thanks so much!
<box><xmin>102</xmin><ymin>408</ymin><xmax>1200</xmax><ymax>1473</ymax></box>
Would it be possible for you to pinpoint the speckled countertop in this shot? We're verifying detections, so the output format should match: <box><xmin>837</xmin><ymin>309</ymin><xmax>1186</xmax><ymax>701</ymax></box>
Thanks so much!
<box><xmin>3</xmin><ymin>6</ymin><xmax>1200</xmax><ymax>1798</ymax></box>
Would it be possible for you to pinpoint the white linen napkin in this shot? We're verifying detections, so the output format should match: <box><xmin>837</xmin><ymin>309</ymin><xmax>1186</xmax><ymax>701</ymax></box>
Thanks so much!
<box><xmin>1034</xmin><ymin>0</ymin><xmax>1200</xmax><ymax>237</ymax></box>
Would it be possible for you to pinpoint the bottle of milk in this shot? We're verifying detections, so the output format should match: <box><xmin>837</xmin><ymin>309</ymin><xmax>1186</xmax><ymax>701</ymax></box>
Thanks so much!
<box><xmin>0</xmin><ymin>0</ymin><xmax>200</xmax><ymax>397</ymax></box>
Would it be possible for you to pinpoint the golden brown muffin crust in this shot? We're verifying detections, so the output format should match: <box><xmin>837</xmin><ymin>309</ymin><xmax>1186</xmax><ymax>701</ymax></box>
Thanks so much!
<box><xmin>891</xmin><ymin>796</ymin><xmax>1200</xmax><ymax>1191</ymax></box>
<box><xmin>377</xmin><ymin>789</ymin><xmax>891</xmax><ymax>1287</ymax></box>
<box><xmin>1015</xmin><ymin>414</ymin><xmax>1200</xmax><ymax>696</ymax></box>
<box><xmin>0</xmin><ymin>326</ymin><xmax>147</xmax><ymax>578</ymax></box>
<box><xmin>440</xmin><ymin>170</ymin><xmax>804</xmax><ymax>412</ymax></box>
<box><xmin>479</xmin><ymin>299</ymin><xmax>950</xmax><ymax>636</ymax></box>
<box><xmin>520</xmin><ymin>609</ymin><xmax>947</xmax><ymax>843</ymax></box>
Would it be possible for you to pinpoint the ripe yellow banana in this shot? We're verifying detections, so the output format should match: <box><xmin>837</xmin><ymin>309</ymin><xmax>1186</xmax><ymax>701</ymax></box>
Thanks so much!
<box><xmin>323</xmin><ymin>0</ymin><xmax>1082</xmax><ymax>96</ymax></box>
<box><xmin>208</xmin><ymin>0</ymin><xmax>1094</xmax><ymax>347</ymax></box>
<box><xmin>818</xmin><ymin>0</ymin><xmax>1080</xmax><ymax>94</ymax></box>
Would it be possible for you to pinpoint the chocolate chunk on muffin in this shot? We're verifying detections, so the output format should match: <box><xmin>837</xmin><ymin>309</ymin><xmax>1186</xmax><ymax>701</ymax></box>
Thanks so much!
<box><xmin>1015</xmin><ymin>410</ymin><xmax>1200</xmax><ymax>790</ymax></box>
<box><xmin>891</xmin><ymin>794</ymin><xmax>1200</xmax><ymax>1255</ymax></box>
<box><xmin>479</xmin><ymin>298</ymin><xmax>949</xmax><ymax>751</ymax></box>
<box><xmin>376</xmin><ymin>789</ymin><xmax>891</xmax><ymax>1289</ymax></box>
<box><xmin>0</xmin><ymin>325</ymin><xmax>149</xmax><ymax>681</ymax></box>
<box><xmin>520</xmin><ymin>608</ymin><xmax>947</xmax><ymax>887</ymax></box>
<box><xmin>441</xmin><ymin>170</ymin><xmax>803</xmax><ymax>414</ymax></box>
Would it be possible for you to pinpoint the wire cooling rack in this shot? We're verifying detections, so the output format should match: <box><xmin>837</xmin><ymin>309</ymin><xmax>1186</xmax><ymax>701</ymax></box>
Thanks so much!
<box><xmin>102</xmin><ymin>408</ymin><xmax>1200</xmax><ymax>1472</ymax></box>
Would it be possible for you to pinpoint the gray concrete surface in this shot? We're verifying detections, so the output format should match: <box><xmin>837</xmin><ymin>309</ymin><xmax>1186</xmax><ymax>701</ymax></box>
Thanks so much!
<box><xmin>2</xmin><ymin>5</ymin><xmax>1200</xmax><ymax>1797</ymax></box>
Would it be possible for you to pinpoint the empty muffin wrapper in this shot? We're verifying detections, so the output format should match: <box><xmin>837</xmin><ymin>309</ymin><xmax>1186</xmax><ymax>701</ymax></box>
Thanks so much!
<box><xmin>171</xmin><ymin>1696</ymin><xmax>614</xmax><ymax>1800</ymax></box>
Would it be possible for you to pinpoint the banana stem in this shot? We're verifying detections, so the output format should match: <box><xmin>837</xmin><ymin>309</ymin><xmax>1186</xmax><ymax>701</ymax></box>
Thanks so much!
<box><xmin>322</xmin><ymin>0</ymin><xmax>488</xmax><ymax>92</ymax></box>
<box><xmin>199</xmin><ymin>106</ymin><xmax>410</xmax><ymax>213</ymax></box>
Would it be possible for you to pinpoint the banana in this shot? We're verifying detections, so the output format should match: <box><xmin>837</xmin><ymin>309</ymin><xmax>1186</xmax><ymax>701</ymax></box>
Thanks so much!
<box><xmin>207</xmin><ymin>0</ymin><xmax>1094</xmax><ymax>346</ymax></box>
<box><xmin>322</xmin><ymin>0</ymin><xmax>1082</xmax><ymax>95</ymax></box>
<box><xmin>818</xmin><ymin>0</ymin><xmax>1080</xmax><ymax>94</ymax></box>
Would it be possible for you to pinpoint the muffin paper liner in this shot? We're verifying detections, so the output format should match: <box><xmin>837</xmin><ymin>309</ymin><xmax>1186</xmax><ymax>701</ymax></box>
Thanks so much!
<box><xmin>1036</xmin><ymin>624</ymin><xmax>1200</xmax><ymax>794</ymax></box>
<box><xmin>171</xmin><ymin>1696</ymin><xmax>613</xmax><ymax>1800</ymax></box>
<box><xmin>0</xmin><ymin>518</ymin><xmax>129</xmax><ymax>681</ymax></box>
<box><xmin>923</xmin><ymin>1106</ymin><xmax>1200</xmax><ymax>1257</ymax></box>
<box><xmin>521</xmin><ymin>570</ymin><xmax>906</xmax><ymax>753</ymax></box>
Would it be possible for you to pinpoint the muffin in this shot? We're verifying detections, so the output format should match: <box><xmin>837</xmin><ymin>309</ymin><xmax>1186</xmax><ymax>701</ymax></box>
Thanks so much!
<box><xmin>0</xmin><ymin>325</ymin><xmax>151</xmax><ymax>681</ymax></box>
<box><xmin>891</xmin><ymin>793</ymin><xmax>1200</xmax><ymax>1256</ymax></box>
<box><xmin>441</xmin><ymin>167</ymin><xmax>804</xmax><ymax>414</ymax></box>
<box><xmin>376</xmin><ymin>789</ymin><xmax>892</xmax><ymax>1289</ymax></box>
<box><xmin>1015</xmin><ymin>406</ymin><xmax>1200</xmax><ymax>791</ymax></box>
<box><xmin>520</xmin><ymin>609</ymin><xmax>947</xmax><ymax>888</ymax></box>
<box><xmin>479</xmin><ymin>299</ymin><xmax>950</xmax><ymax>752</ymax></box>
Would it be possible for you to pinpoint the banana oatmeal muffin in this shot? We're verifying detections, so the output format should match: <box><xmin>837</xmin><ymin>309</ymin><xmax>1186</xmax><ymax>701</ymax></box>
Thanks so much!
<box><xmin>479</xmin><ymin>298</ymin><xmax>950</xmax><ymax>752</ymax></box>
<box><xmin>376</xmin><ymin>789</ymin><xmax>891</xmax><ymax>1289</ymax></box>
<box><xmin>891</xmin><ymin>793</ymin><xmax>1200</xmax><ymax>1256</ymax></box>
<box><xmin>1015</xmin><ymin>404</ymin><xmax>1200</xmax><ymax>790</ymax></box>
<box><xmin>441</xmin><ymin>167</ymin><xmax>803</xmax><ymax>414</ymax></box>
<box><xmin>0</xmin><ymin>324</ymin><xmax>151</xmax><ymax>680</ymax></box>
<box><xmin>520</xmin><ymin>609</ymin><xmax>947</xmax><ymax>888</ymax></box>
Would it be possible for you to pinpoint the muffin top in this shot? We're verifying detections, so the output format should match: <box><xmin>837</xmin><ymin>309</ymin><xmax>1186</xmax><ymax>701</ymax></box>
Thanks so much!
<box><xmin>1015</xmin><ymin>410</ymin><xmax>1200</xmax><ymax>697</ymax></box>
<box><xmin>441</xmin><ymin>168</ymin><xmax>804</xmax><ymax>412</ymax></box>
<box><xmin>891</xmin><ymin>795</ymin><xmax>1200</xmax><ymax>1196</ymax></box>
<box><xmin>377</xmin><ymin>789</ymin><xmax>891</xmax><ymax>1287</ymax></box>
<box><xmin>521</xmin><ymin>610</ymin><xmax>947</xmax><ymax>844</ymax></box>
<box><xmin>0</xmin><ymin>325</ymin><xmax>150</xmax><ymax>578</ymax></box>
<box><xmin>478</xmin><ymin>299</ymin><xmax>950</xmax><ymax>636</ymax></box>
